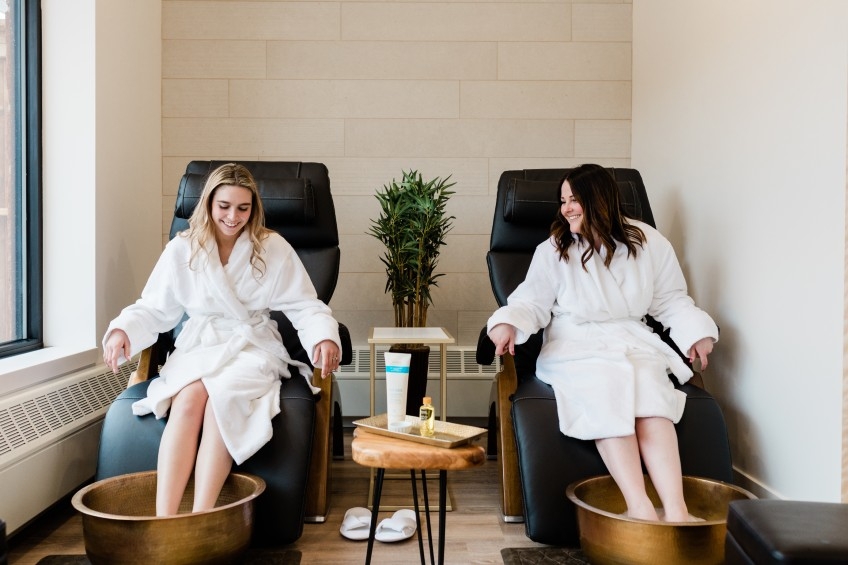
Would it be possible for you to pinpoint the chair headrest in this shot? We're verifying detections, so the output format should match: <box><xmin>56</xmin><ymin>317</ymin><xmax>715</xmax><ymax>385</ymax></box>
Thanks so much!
<box><xmin>175</xmin><ymin>173</ymin><xmax>316</xmax><ymax>225</ymax></box>
<box><xmin>503</xmin><ymin>178</ymin><xmax>646</xmax><ymax>226</ymax></box>
<box><xmin>503</xmin><ymin>179</ymin><xmax>559</xmax><ymax>225</ymax></box>
<box><xmin>617</xmin><ymin>180</ymin><xmax>646</xmax><ymax>223</ymax></box>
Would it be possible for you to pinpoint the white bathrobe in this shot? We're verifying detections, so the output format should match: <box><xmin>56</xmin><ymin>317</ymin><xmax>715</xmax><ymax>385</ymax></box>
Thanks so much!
<box><xmin>487</xmin><ymin>220</ymin><xmax>718</xmax><ymax>441</ymax></box>
<box><xmin>104</xmin><ymin>231</ymin><xmax>341</xmax><ymax>465</ymax></box>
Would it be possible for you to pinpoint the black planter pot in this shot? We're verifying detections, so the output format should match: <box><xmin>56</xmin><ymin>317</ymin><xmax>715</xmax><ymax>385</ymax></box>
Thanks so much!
<box><xmin>389</xmin><ymin>344</ymin><xmax>430</xmax><ymax>416</ymax></box>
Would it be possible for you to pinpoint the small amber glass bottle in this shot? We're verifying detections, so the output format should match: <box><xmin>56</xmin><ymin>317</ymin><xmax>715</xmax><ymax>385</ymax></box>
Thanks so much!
<box><xmin>419</xmin><ymin>396</ymin><xmax>435</xmax><ymax>437</ymax></box>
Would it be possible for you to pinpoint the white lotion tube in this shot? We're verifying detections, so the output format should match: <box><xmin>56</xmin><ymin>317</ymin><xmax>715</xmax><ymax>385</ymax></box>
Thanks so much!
<box><xmin>384</xmin><ymin>351</ymin><xmax>412</xmax><ymax>426</ymax></box>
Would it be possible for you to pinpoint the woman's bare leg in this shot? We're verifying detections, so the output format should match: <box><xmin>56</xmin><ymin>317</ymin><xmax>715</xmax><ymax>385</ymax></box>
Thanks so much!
<box><xmin>192</xmin><ymin>401</ymin><xmax>233</xmax><ymax>512</ymax></box>
<box><xmin>635</xmin><ymin>417</ymin><xmax>696</xmax><ymax>522</ymax></box>
<box><xmin>596</xmin><ymin>435</ymin><xmax>658</xmax><ymax>521</ymax></box>
<box><xmin>156</xmin><ymin>381</ymin><xmax>208</xmax><ymax>516</ymax></box>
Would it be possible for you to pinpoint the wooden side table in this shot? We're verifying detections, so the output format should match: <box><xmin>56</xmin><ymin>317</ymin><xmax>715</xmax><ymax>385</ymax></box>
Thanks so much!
<box><xmin>351</xmin><ymin>428</ymin><xmax>486</xmax><ymax>565</ymax></box>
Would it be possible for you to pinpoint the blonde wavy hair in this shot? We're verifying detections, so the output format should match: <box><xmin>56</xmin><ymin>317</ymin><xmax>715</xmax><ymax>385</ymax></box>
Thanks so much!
<box><xmin>182</xmin><ymin>163</ymin><xmax>272</xmax><ymax>276</ymax></box>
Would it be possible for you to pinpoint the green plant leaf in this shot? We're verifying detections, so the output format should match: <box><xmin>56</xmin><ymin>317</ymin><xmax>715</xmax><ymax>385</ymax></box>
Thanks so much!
<box><xmin>367</xmin><ymin>169</ymin><xmax>456</xmax><ymax>327</ymax></box>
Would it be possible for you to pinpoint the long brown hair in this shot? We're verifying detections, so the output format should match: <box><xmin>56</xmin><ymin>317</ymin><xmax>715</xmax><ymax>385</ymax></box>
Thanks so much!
<box><xmin>182</xmin><ymin>163</ymin><xmax>272</xmax><ymax>276</ymax></box>
<box><xmin>550</xmin><ymin>164</ymin><xmax>645</xmax><ymax>269</ymax></box>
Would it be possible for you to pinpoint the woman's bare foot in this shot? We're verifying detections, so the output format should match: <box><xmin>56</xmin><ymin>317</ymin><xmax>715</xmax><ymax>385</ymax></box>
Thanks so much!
<box><xmin>624</xmin><ymin>503</ymin><xmax>660</xmax><ymax>521</ymax></box>
<box><xmin>685</xmin><ymin>513</ymin><xmax>705</xmax><ymax>522</ymax></box>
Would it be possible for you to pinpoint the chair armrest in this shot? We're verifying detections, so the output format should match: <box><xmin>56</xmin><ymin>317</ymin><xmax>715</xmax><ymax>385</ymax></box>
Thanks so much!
<box><xmin>476</xmin><ymin>326</ymin><xmax>496</xmax><ymax>365</ymax></box>
<box><xmin>127</xmin><ymin>331</ymin><xmax>176</xmax><ymax>388</ymax></box>
<box><xmin>272</xmin><ymin>313</ymin><xmax>352</xmax><ymax>368</ymax></box>
<box><xmin>496</xmin><ymin>352</ymin><xmax>523</xmax><ymax>520</ymax></box>
<box><xmin>499</xmin><ymin>353</ymin><xmax>518</xmax><ymax>395</ymax></box>
<box><xmin>688</xmin><ymin>373</ymin><xmax>705</xmax><ymax>389</ymax></box>
<box><xmin>305</xmin><ymin>367</ymin><xmax>333</xmax><ymax>520</ymax></box>
<box><xmin>127</xmin><ymin>350</ymin><xmax>151</xmax><ymax>388</ymax></box>
<box><xmin>127</xmin><ymin>344</ymin><xmax>158</xmax><ymax>388</ymax></box>
<box><xmin>338</xmin><ymin>323</ymin><xmax>353</xmax><ymax>365</ymax></box>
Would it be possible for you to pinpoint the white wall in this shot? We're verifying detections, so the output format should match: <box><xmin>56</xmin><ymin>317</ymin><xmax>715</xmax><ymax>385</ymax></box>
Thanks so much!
<box><xmin>42</xmin><ymin>0</ymin><xmax>96</xmax><ymax>353</ymax></box>
<box><xmin>41</xmin><ymin>0</ymin><xmax>162</xmax><ymax>361</ymax></box>
<box><xmin>0</xmin><ymin>2</ymin><xmax>161</xmax><ymax>397</ymax></box>
<box><xmin>94</xmin><ymin>0</ymin><xmax>163</xmax><ymax>337</ymax></box>
<box><xmin>632</xmin><ymin>0</ymin><xmax>848</xmax><ymax>501</ymax></box>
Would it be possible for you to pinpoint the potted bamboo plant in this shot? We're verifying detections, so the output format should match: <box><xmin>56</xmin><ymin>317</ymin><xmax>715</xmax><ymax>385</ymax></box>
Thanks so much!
<box><xmin>369</xmin><ymin>170</ymin><xmax>455</xmax><ymax>414</ymax></box>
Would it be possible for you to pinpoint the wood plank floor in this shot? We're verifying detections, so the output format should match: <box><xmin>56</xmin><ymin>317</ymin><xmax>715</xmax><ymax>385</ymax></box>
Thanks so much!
<box><xmin>7</xmin><ymin>429</ymin><xmax>547</xmax><ymax>565</ymax></box>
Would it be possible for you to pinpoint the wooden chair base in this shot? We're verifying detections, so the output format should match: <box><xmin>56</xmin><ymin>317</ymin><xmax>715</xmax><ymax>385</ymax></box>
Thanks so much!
<box><xmin>496</xmin><ymin>354</ymin><xmax>524</xmax><ymax>522</ymax></box>
<box><xmin>304</xmin><ymin>369</ymin><xmax>333</xmax><ymax>522</ymax></box>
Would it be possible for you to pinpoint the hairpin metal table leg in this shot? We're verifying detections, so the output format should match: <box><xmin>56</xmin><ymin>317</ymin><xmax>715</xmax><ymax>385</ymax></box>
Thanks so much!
<box><xmin>364</xmin><ymin>468</ymin><xmax>384</xmax><ymax>565</ymax></box>
<box><xmin>410</xmin><ymin>470</ymin><xmax>426</xmax><ymax>565</ymax></box>
<box><xmin>438</xmin><ymin>470</ymin><xmax>447</xmax><ymax>565</ymax></box>
<box><xmin>421</xmin><ymin>470</ymin><xmax>434</xmax><ymax>565</ymax></box>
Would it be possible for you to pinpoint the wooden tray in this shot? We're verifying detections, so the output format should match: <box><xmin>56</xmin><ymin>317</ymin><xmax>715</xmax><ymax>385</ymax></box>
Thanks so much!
<box><xmin>353</xmin><ymin>414</ymin><xmax>487</xmax><ymax>448</ymax></box>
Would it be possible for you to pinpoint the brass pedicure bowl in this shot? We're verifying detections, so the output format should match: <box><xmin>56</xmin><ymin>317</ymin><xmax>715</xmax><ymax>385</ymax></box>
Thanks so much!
<box><xmin>72</xmin><ymin>471</ymin><xmax>265</xmax><ymax>565</ymax></box>
<box><xmin>566</xmin><ymin>475</ymin><xmax>756</xmax><ymax>565</ymax></box>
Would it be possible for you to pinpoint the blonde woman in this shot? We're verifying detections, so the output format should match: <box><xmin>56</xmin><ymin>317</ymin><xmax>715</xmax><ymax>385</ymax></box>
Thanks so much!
<box><xmin>103</xmin><ymin>163</ymin><xmax>341</xmax><ymax>515</ymax></box>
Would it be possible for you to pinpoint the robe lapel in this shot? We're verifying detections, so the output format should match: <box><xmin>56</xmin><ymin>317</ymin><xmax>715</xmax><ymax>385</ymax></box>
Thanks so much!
<box><xmin>583</xmin><ymin>247</ymin><xmax>630</xmax><ymax>319</ymax></box>
<box><xmin>204</xmin><ymin>234</ymin><xmax>251</xmax><ymax>321</ymax></box>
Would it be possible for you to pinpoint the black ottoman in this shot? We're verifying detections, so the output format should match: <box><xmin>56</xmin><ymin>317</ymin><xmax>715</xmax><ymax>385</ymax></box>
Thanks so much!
<box><xmin>725</xmin><ymin>499</ymin><xmax>848</xmax><ymax>564</ymax></box>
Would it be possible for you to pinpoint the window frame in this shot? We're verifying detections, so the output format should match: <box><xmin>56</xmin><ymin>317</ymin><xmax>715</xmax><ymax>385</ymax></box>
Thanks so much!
<box><xmin>0</xmin><ymin>0</ymin><xmax>42</xmax><ymax>359</ymax></box>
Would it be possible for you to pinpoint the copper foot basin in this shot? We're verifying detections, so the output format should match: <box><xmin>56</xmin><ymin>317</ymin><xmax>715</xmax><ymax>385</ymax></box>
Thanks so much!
<box><xmin>72</xmin><ymin>471</ymin><xmax>265</xmax><ymax>565</ymax></box>
<box><xmin>566</xmin><ymin>475</ymin><xmax>756</xmax><ymax>565</ymax></box>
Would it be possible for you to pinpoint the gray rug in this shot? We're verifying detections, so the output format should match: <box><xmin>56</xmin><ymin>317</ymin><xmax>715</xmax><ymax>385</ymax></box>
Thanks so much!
<box><xmin>37</xmin><ymin>548</ymin><xmax>301</xmax><ymax>564</ymax></box>
<box><xmin>501</xmin><ymin>546</ymin><xmax>590</xmax><ymax>565</ymax></box>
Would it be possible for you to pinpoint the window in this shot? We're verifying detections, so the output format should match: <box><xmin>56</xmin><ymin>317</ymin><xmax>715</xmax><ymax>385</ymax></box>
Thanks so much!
<box><xmin>0</xmin><ymin>0</ymin><xmax>41</xmax><ymax>359</ymax></box>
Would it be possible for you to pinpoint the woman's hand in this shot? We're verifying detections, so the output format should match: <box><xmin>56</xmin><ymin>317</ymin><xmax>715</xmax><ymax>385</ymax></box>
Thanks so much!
<box><xmin>688</xmin><ymin>337</ymin><xmax>714</xmax><ymax>371</ymax></box>
<box><xmin>103</xmin><ymin>329</ymin><xmax>131</xmax><ymax>374</ymax></box>
<box><xmin>313</xmin><ymin>339</ymin><xmax>341</xmax><ymax>379</ymax></box>
<box><xmin>488</xmin><ymin>323</ymin><xmax>517</xmax><ymax>357</ymax></box>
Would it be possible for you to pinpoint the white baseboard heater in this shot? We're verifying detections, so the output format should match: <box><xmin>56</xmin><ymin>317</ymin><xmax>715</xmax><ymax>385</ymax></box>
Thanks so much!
<box><xmin>0</xmin><ymin>362</ymin><xmax>134</xmax><ymax>535</ymax></box>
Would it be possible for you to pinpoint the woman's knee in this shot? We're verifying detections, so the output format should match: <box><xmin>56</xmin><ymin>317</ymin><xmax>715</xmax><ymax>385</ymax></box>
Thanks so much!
<box><xmin>170</xmin><ymin>381</ymin><xmax>209</xmax><ymax>421</ymax></box>
<box><xmin>635</xmin><ymin>416</ymin><xmax>674</xmax><ymax>434</ymax></box>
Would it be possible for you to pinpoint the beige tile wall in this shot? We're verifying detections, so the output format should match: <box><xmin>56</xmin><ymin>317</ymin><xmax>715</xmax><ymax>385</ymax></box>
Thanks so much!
<box><xmin>161</xmin><ymin>0</ymin><xmax>633</xmax><ymax>346</ymax></box>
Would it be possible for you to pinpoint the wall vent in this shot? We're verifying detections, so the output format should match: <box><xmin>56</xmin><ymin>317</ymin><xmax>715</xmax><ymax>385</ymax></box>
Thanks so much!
<box><xmin>1</xmin><ymin>361</ymin><xmax>138</xmax><ymax>533</ymax></box>
<box><xmin>0</xmin><ymin>362</ymin><xmax>134</xmax><ymax>469</ymax></box>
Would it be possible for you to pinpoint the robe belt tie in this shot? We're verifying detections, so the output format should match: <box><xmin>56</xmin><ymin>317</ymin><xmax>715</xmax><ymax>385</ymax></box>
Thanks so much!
<box><xmin>550</xmin><ymin>317</ymin><xmax>693</xmax><ymax>381</ymax></box>
<box><xmin>553</xmin><ymin>312</ymin><xmax>643</xmax><ymax>324</ymax></box>
<box><xmin>175</xmin><ymin>313</ymin><xmax>318</xmax><ymax>391</ymax></box>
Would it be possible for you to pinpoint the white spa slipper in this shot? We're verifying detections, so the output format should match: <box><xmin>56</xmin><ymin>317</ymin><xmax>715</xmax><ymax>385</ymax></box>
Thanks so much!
<box><xmin>375</xmin><ymin>509</ymin><xmax>417</xmax><ymax>542</ymax></box>
<box><xmin>340</xmin><ymin>507</ymin><xmax>372</xmax><ymax>541</ymax></box>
